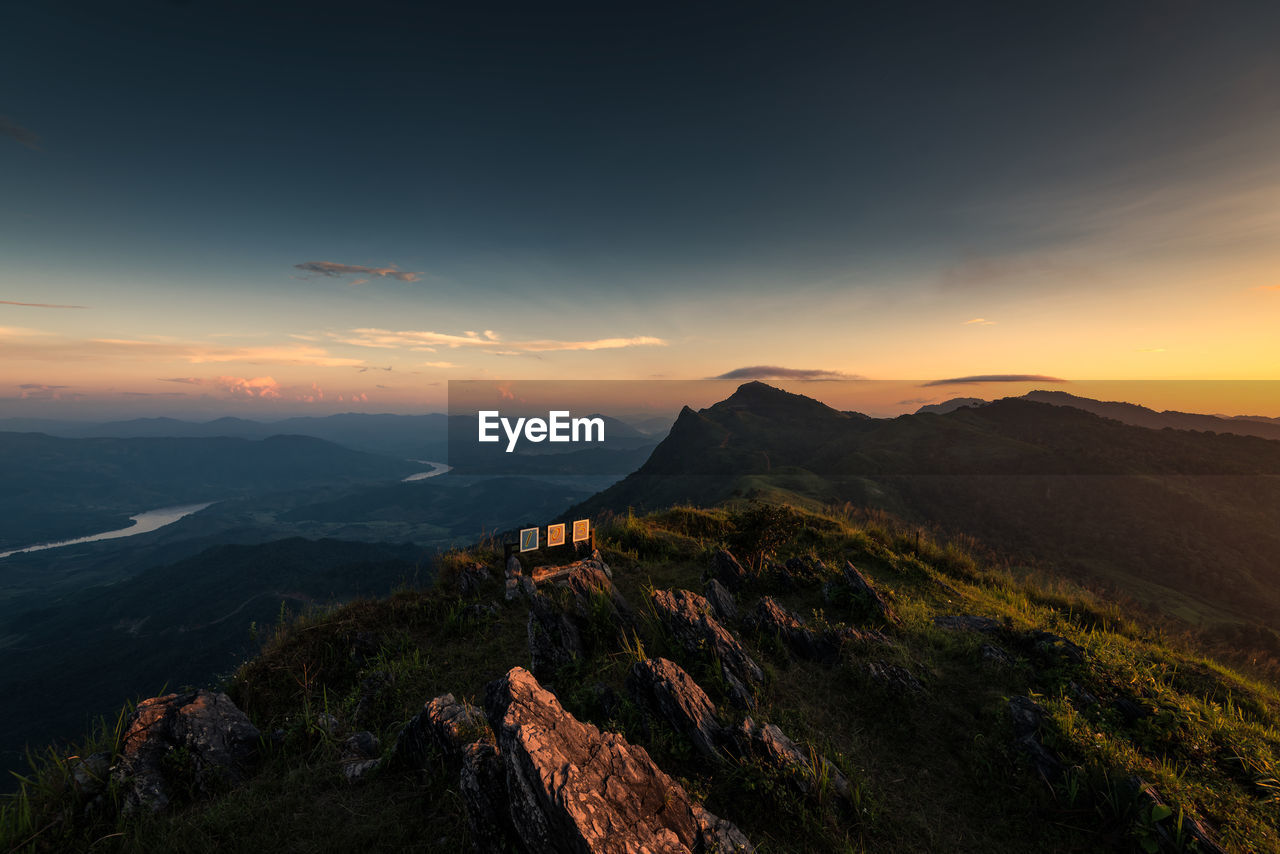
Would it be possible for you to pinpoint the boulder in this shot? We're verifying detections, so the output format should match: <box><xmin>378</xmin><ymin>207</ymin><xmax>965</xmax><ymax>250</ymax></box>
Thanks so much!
<box><xmin>708</xmin><ymin>549</ymin><xmax>749</xmax><ymax>592</ymax></box>
<box><xmin>733</xmin><ymin>717</ymin><xmax>853</xmax><ymax>802</ymax></box>
<box><xmin>1008</xmin><ymin>696</ymin><xmax>1063</xmax><ymax>782</ymax></box>
<box><xmin>649</xmin><ymin>588</ymin><xmax>764</xmax><ymax>709</ymax></box>
<box><xmin>484</xmin><ymin>666</ymin><xmax>753</xmax><ymax>853</ymax></box>
<box><xmin>527</xmin><ymin>558</ymin><xmax>632</xmax><ymax>680</ymax></box>
<box><xmin>704</xmin><ymin>577</ymin><xmax>738</xmax><ymax>623</ymax></box>
<box><xmin>459</xmin><ymin>740</ymin><xmax>511</xmax><ymax>853</ymax></box>
<box><xmin>979</xmin><ymin>643</ymin><xmax>1014</xmax><ymax>666</ymax></box>
<box><xmin>391</xmin><ymin>693</ymin><xmax>489</xmax><ymax>770</ymax></box>
<box><xmin>841</xmin><ymin>561</ymin><xmax>900</xmax><ymax>626</ymax></box>
<box><xmin>864</xmin><ymin>660</ymin><xmax>925</xmax><ymax>695</ymax></box>
<box><xmin>749</xmin><ymin>596</ymin><xmax>840</xmax><ymax>665</ymax></box>
<box><xmin>627</xmin><ymin>657</ymin><xmax>727</xmax><ymax>762</ymax></box>
<box><xmin>112</xmin><ymin>689</ymin><xmax>260</xmax><ymax>815</ymax></box>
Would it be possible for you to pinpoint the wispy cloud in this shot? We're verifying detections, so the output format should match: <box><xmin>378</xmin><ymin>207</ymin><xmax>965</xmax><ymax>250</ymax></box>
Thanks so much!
<box><xmin>16</xmin><ymin>383</ymin><xmax>79</xmax><ymax>400</ymax></box>
<box><xmin>712</xmin><ymin>366</ymin><xmax>860</xmax><ymax>381</ymax></box>
<box><xmin>0</xmin><ymin>116</ymin><xmax>39</xmax><ymax>150</ymax></box>
<box><xmin>1253</xmin><ymin>284</ymin><xmax>1280</xmax><ymax>292</ymax></box>
<box><xmin>1</xmin><ymin>299</ymin><xmax>85</xmax><ymax>308</ymax></box>
<box><xmin>922</xmin><ymin>374</ymin><xmax>1065</xmax><ymax>387</ymax></box>
<box><xmin>295</xmin><ymin>261</ymin><xmax>423</xmax><ymax>283</ymax></box>
<box><xmin>963</xmin><ymin>317</ymin><xmax>996</xmax><ymax>325</ymax></box>
<box><xmin>332</xmin><ymin>328</ymin><xmax>665</xmax><ymax>354</ymax></box>
<box><xmin>0</xmin><ymin>331</ymin><xmax>365</xmax><ymax>367</ymax></box>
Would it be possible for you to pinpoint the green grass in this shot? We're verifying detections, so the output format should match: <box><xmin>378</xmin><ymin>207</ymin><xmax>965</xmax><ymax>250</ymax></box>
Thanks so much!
<box><xmin>5</xmin><ymin>501</ymin><xmax>1280</xmax><ymax>852</ymax></box>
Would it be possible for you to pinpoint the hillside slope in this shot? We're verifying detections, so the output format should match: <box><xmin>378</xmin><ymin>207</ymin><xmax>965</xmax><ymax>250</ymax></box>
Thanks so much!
<box><xmin>5</xmin><ymin>503</ymin><xmax>1279</xmax><ymax>852</ymax></box>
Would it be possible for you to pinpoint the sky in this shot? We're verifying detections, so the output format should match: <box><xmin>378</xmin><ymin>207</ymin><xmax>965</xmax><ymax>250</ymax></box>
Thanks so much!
<box><xmin>2</xmin><ymin>0</ymin><xmax>1278</xmax><ymax>418</ymax></box>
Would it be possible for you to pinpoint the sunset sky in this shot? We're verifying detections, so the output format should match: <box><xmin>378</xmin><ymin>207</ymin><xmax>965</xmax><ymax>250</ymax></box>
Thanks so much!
<box><xmin>2</xmin><ymin>1</ymin><xmax>1278</xmax><ymax>418</ymax></box>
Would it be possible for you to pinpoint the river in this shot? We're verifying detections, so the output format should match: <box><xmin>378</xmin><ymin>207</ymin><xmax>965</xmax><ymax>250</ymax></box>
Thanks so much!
<box><xmin>0</xmin><ymin>502</ymin><xmax>216</xmax><ymax>560</ymax></box>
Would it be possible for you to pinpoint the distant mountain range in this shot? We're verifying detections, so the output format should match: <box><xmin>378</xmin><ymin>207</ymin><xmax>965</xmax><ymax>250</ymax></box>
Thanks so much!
<box><xmin>917</xmin><ymin>390</ymin><xmax>1280</xmax><ymax>441</ymax></box>
<box><xmin>580</xmin><ymin>382</ymin><xmax>1280</xmax><ymax>627</ymax></box>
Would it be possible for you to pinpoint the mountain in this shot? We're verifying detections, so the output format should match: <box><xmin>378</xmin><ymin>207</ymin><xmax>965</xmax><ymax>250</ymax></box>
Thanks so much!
<box><xmin>914</xmin><ymin>397</ymin><xmax>987</xmax><ymax>414</ymax></box>
<box><xmin>0</xmin><ymin>432</ymin><xmax>418</xmax><ymax>551</ymax></box>
<box><xmin>1022</xmin><ymin>390</ymin><xmax>1280</xmax><ymax>441</ymax></box>
<box><xmin>8</xmin><ymin>503</ymin><xmax>1280</xmax><ymax>852</ymax></box>
<box><xmin>579</xmin><ymin>382</ymin><xmax>1280</xmax><ymax>628</ymax></box>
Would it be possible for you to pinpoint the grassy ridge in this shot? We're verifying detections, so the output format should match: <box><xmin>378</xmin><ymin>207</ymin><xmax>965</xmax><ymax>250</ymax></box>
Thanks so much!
<box><xmin>4</xmin><ymin>502</ymin><xmax>1279</xmax><ymax>852</ymax></box>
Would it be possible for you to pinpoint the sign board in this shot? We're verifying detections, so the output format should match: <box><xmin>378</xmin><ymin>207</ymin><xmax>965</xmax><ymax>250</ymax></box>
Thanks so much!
<box><xmin>572</xmin><ymin>519</ymin><xmax>590</xmax><ymax>544</ymax></box>
<box><xmin>547</xmin><ymin>522</ymin><xmax>566</xmax><ymax>547</ymax></box>
<box><xmin>519</xmin><ymin>527</ymin><xmax>539</xmax><ymax>552</ymax></box>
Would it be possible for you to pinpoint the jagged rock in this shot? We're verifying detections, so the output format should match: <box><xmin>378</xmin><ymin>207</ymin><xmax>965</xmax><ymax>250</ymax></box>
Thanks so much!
<box><xmin>1028</xmin><ymin>630</ymin><xmax>1086</xmax><ymax>665</ymax></box>
<box><xmin>708</xmin><ymin>549</ymin><xmax>749</xmax><ymax>592</ymax></box>
<box><xmin>842</xmin><ymin>561</ymin><xmax>900</xmax><ymax>625</ymax></box>
<box><xmin>979</xmin><ymin>643</ymin><xmax>1014</xmax><ymax>666</ymax></box>
<box><xmin>704</xmin><ymin>577</ymin><xmax>738</xmax><ymax>623</ymax></box>
<box><xmin>749</xmin><ymin>596</ymin><xmax>841</xmax><ymax>665</ymax></box>
<box><xmin>933</xmin><ymin>614</ymin><xmax>1002</xmax><ymax>633</ymax></box>
<box><xmin>650</xmin><ymin>588</ymin><xmax>764</xmax><ymax>709</ymax></box>
<box><xmin>112</xmin><ymin>689</ymin><xmax>260</xmax><ymax>815</ymax></box>
<box><xmin>733</xmin><ymin>717</ymin><xmax>853</xmax><ymax>802</ymax></box>
<box><xmin>1126</xmin><ymin>777</ymin><xmax>1226</xmax><ymax>854</ymax></box>
<box><xmin>765</xmin><ymin>559</ymin><xmax>797</xmax><ymax>591</ymax></box>
<box><xmin>339</xmin><ymin>731</ymin><xmax>381</xmax><ymax>782</ymax></box>
<box><xmin>505</xmin><ymin>577</ymin><xmax>521</xmax><ymax>601</ymax></box>
<box><xmin>528</xmin><ymin>591</ymin><xmax>586</xmax><ymax>679</ymax></box>
<box><xmin>459</xmin><ymin>740</ymin><xmax>511</xmax><ymax>853</ymax></box>
<box><xmin>627</xmin><ymin>658</ymin><xmax>727</xmax><ymax>762</ymax></box>
<box><xmin>392</xmin><ymin>693</ymin><xmax>489</xmax><ymax>769</ymax></box>
<box><xmin>784</xmin><ymin>555</ymin><xmax>829</xmax><ymax>586</ymax></box>
<box><xmin>506</xmin><ymin>553</ymin><xmax>523</xmax><ymax>579</ymax></box>
<box><xmin>1008</xmin><ymin>696</ymin><xmax>1063</xmax><ymax>782</ymax></box>
<box><xmin>865</xmin><ymin>660</ymin><xmax>925</xmax><ymax>695</ymax></box>
<box><xmin>526</xmin><ymin>562</ymin><xmax>633</xmax><ymax>682</ymax></box>
<box><xmin>459</xmin><ymin>562</ymin><xmax>493</xmax><ymax>597</ymax></box>
<box><xmin>485</xmin><ymin>666</ymin><xmax>754</xmax><ymax>853</ymax></box>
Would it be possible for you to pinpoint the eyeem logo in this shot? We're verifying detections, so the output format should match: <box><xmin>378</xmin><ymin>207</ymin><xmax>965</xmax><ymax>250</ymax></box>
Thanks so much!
<box><xmin>478</xmin><ymin>410</ymin><xmax>605</xmax><ymax>453</ymax></box>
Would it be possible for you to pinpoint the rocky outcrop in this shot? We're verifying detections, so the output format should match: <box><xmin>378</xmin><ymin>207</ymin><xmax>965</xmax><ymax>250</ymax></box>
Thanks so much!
<box><xmin>483</xmin><ymin>666</ymin><xmax>753</xmax><ymax>853</ymax></box>
<box><xmin>1126</xmin><ymin>777</ymin><xmax>1226</xmax><ymax>854</ymax></box>
<box><xmin>1008</xmin><ymin>696</ymin><xmax>1062</xmax><ymax>782</ymax></box>
<box><xmin>459</xmin><ymin>740</ymin><xmax>511</xmax><ymax>853</ymax></box>
<box><xmin>527</xmin><ymin>556</ymin><xmax>632</xmax><ymax>680</ymax></box>
<box><xmin>864</xmin><ymin>660</ymin><xmax>925</xmax><ymax>695</ymax></box>
<box><xmin>391</xmin><ymin>693</ymin><xmax>489</xmax><ymax>770</ymax></box>
<box><xmin>649</xmin><ymin>588</ymin><xmax>764</xmax><ymax>709</ymax></box>
<box><xmin>627</xmin><ymin>657</ymin><xmax>727</xmax><ymax>762</ymax></box>
<box><xmin>112</xmin><ymin>689</ymin><xmax>260</xmax><ymax>815</ymax></box>
<box><xmin>458</xmin><ymin>562</ymin><xmax>492</xmax><ymax>597</ymax></box>
<box><xmin>704</xmin><ymin>577</ymin><xmax>738</xmax><ymax>623</ymax></box>
<box><xmin>749</xmin><ymin>596</ymin><xmax>842</xmax><ymax>665</ymax></box>
<box><xmin>708</xmin><ymin>549</ymin><xmax>749</xmax><ymax>592</ymax></box>
<box><xmin>934</xmin><ymin>614</ymin><xmax>1085</xmax><ymax>666</ymax></box>
<box><xmin>840</xmin><ymin>561</ymin><xmax>900</xmax><ymax>625</ymax></box>
<box><xmin>733</xmin><ymin>717</ymin><xmax>853</xmax><ymax>802</ymax></box>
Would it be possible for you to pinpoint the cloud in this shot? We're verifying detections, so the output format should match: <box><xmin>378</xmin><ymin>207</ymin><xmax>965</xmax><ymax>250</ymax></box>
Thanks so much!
<box><xmin>0</xmin><ymin>299</ymin><xmax>85</xmax><ymax>308</ymax></box>
<box><xmin>16</xmin><ymin>384</ymin><xmax>80</xmax><ymax>400</ymax></box>
<box><xmin>419</xmin><ymin>361</ymin><xmax>456</xmax><ymax>368</ymax></box>
<box><xmin>921</xmin><ymin>374</ymin><xmax>1066</xmax><ymax>387</ymax></box>
<box><xmin>1</xmin><ymin>333</ymin><xmax>365</xmax><ymax>367</ymax></box>
<box><xmin>711</xmin><ymin>366</ymin><xmax>860</xmax><ymax>381</ymax></box>
<box><xmin>0</xmin><ymin>116</ymin><xmax>39</xmax><ymax>150</ymax></box>
<box><xmin>295</xmin><ymin>261</ymin><xmax>423</xmax><ymax>283</ymax></box>
<box><xmin>896</xmin><ymin>397</ymin><xmax>936</xmax><ymax>406</ymax></box>
<box><xmin>161</xmin><ymin>375</ymin><xmax>282</xmax><ymax>399</ymax></box>
<box><xmin>1253</xmin><ymin>284</ymin><xmax>1280</xmax><ymax>291</ymax></box>
<box><xmin>332</xmin><ymin>328</ymin><xmax>665</xmax><ymax>354</ymax></box>
<box><xmin>963</xmin><ymin>318</ymin><xmax>996</xmax><ymax>325</ymax></box>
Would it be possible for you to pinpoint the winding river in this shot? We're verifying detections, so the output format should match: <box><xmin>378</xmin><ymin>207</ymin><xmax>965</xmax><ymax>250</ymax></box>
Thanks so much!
<box><xmin>0</xmin><ymin>459</ymin><xmax>454</xmax><ymax>561</ymax></box>
<box><xmin>0</xmin><ymin>502</ymin><xmax>216</xmax><ymax>560</ymax></box>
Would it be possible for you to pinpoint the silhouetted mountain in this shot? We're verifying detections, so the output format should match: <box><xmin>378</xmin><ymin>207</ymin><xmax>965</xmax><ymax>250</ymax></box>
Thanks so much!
<box><xmin>914</xmin><ymin>397</ymin><xmax>987</xmax><ymax>414</ymax></box>
<box><xmin>579</xmin><ymin>383</ymin><xmax>1280</xmax><ymax>627</ymax></box>
<box><xmin>1021</xmin><ymin>390</ymin><xmax>1280</xmax><ymax>441</ymax></box>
